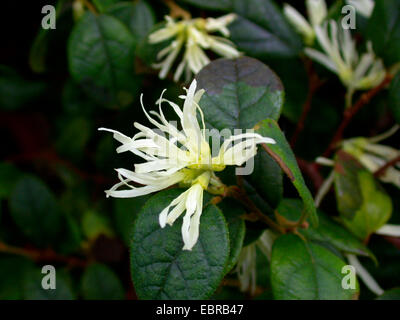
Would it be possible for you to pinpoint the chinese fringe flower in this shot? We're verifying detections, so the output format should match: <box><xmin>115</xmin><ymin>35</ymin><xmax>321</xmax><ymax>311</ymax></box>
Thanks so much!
<box><xmin>342</xmin><ymin>125</ymin><xmax>400</xmax><ymax>189</ymax></box>
<box><xmin>346</xmin><ymin>0</ymin><xmax>375</xmax><ymax>18</ymax></box>
<box><xmin>305</xmin><ymin>20</ymin><xmax>386</xmax><ymax>104</ymax></box>
<box><xmin>148</xmin><ymin>14</ymin><xmax>241</xmax><ymax>82</ymax></box>
<box><xmin>99</xmin><ymin>79</ymin><xmax>275</xmax><ymax>250</ymax></box>
<box><xmin>236</xmin><ymin>231</ymin><xmax>275</xmax><ymax>295</ymax></box>
<box><xmin>283</xmin><ymin>0</ymin><xmax>327</xmax><ymax>45</ymax></box>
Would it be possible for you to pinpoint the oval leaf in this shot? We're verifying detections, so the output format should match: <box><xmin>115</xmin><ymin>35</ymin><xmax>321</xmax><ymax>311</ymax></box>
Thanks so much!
<box><xmin>9</xmin><ymin>176</ymin><xmax>62</xmax><ymax>246</ymax></box>
<box><xmin>196</xmin><ymin>56</ymin><xmax>284</xmax><ymax>131</ymax></box>
<box><xmin>68</xmin><ymin>12</ymin><xmax>140</xmax><ymax>108</ymax></box>
<box><xmin>271</xmin><ymin>234</ymin><xmax>359</xmax><ymax>300</ymax></box>
<box><xmin>131</xmin><ymin>189</ymin><xmax>230</xmax><ymax>299</ymax></box>
<box><xmin>255</xmin><ymin>118</ymin><xmax>318</xmax><ymax>226</ymax></box>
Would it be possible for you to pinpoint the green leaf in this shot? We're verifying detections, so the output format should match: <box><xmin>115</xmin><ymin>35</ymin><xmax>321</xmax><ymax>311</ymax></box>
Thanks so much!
<box><xmin>196</xmin><ymin>57</ymin><xmax>284</xmax><ymax>211</ymax></box>
<box><xmin>68</xmin><ymin>12</ymin><xmax>140</xmax><ymax>108</ymax></box>
<box><xmin>106</xmin><ymin>1</ymin><xmax>155</xmax><ymax>41</ymax></box>
<box><xmin>131</xmin><ymin>189</ymin><xmax>230</xmax><ymax>299</ymax></box>
<box><xmin>56</xmin><ymin>117</ymin><xmax>92</xmax><ymax>161</ymax></box>
<box><xmin>255</xmin><ymin>119</ymin><xmax>318</xmax><ymax>226</ymax></box>
<box><xmin>81</xmin><ymin>263</ymin><xmax>124</xmax><ymax>299</ymax></box>
<box><xmin>93</xmin><ymin>0</ymin><xmax>120</xmax><ymax>12</ymax></box>
<box><xmin>0</xmin><ymin>66</ymin><xmax>46</xmax><ymax>110</ymax></box>
<box><xmin>0</xmin><ymin>162</ymin><xmax>22</xmax><ymax>199</ymax></box>
<box><xmin>182</xmin><ymin>0</ymin><xmax>302</xmax><ymax>57</ymax></box>
<box><xmin>334</xmin><ymin>151</ymin><xmax>392</xmax><ymax>239</ymax></box>
<box><xmin>113</xmin><ymin>195</ymin><xmax>150</xmax><ymax>246</ymax></box>
<box><xmin>271</xmin><ymin>234</ymin><xmax>359</xmax><ymax>300</ymax></box>
<box><xmin>196</xmin><ymin>57</ymin><xmax>284</xmax><ymax>131</ymax></box>
<box><xmin>377</xmin><ymin>287</ymin><xmax>400</xmax><ymax>300</ymax></box>
<box><xmin>333</xmin><ymin>151</ymin><xmax>364</xmax><ymax>219</ymax></box>
<box><xmin>82</xmin><ymin>210</ymin><xmax>114</xmax><ymax>240</ymax></box>
<box><xmin>29</xmin><ymin>0</ymin><xmax>71</xmax><ymax>73</ymax></box>
<box><xmin>23</xmin><ymin>268</ymin><xmax>76</xmax><ymax>300</ymax></box>
<box><xmin>276</xmin><ymin>199</ymin><xmax>375</xmax><ymax>260</ymax></box>
<box><xmin>367</xmin><ymin>0</ymin><xmax>400</xmax><ymax>65</ymax></box>
<box><xmin>9</xmin><ymin>176</ymin><xmax>63</xmax><ymax>246</ymax></box>
<box><xmin>244</xmin><ymin>149</ymin><xmax>283</xmax><ymax>210</ymax></box>
<box><xmin>180</xmin><ymin>0</ymin><xmax>232</xmax><ymax>10</ymax></box>
<box><xmin>0</xmin><ymin>256</ymin><xmax>35</xmax><ymax>300</ymax></box>
<box><xmin>389</xmin><ymin>73</ymin><xmax>400</xmax><ymax>124</ymax></box>
<box><xmin>217</xmin><ymin>199</ymin><xmax>246</xmax><ymax>274</ymax></box>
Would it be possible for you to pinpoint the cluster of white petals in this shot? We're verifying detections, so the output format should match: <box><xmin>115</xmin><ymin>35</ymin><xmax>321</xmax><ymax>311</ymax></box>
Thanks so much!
<box><xmin>100</xmin><ymin>80</ymin><xmax>275</xmax><ymax>250</ymax></box>
<box><xmin>236</xmin><ymin>230</ymin><xmax>275</xmax><ymax>295</ymax></box>
<box><xmin>342</xmin><ymin>125</ymin><xmax>400</xmax><ymax>189</ymax></box>
<box><xmin>305</xmin><ymin>20</ymin><xmax>385</xmax><ymax>99</ymax></box>
<box><xmin>346</xmin><ymin>0</ymin><xmax>375</xmax><ymax>18</ymax></box>
<box><xmin>283</xmin><ymin>0</ymin><xmax>327</xmax><ymax>45</ymax></box>
<box><xmin>148</xmin><ymin>14</ymin><xmax>241</xmax><ymax>81</ymax></box>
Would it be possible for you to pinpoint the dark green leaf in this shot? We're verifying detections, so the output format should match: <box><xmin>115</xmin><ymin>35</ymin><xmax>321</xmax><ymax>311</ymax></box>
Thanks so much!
<box><xmin>23</xmin><ymin>268</ymin><xmax>76</xmax><ymax>300</ymax></box>
<box><xmin>377</xmin><ymin>287</ymin><xmax>400</xmax><ymax>300</ymax></box>
<box><xmin>271</xmin><ymin>234</ymin><xmax>359</xmax><ymax>300</ymax></box>
<box><xmin>196</xmin><ymin>57</ymin><xmax>284</xmax><ymax>131</ymax></box>
<box><xmin>334</xmin><ymin>151</ymin><xmax>392</xmax><ymax>239</ymax></box>
<box><xmin>106</xmin><ymin>1</ymin><xmax>155</xmax><ymax>41</ymax></box>
<box><xmin>93</xmin><ymin>0</ymin><xmax>120</xmax><ymax>12</ymax></box>
<box><xmin>0</xmin><ymin>162</ymin><xmax>22</xmax><ymax>199</ymax></box>
<box><xmin>131</xmin><ymin>189</ymin><xmax>229</xmax><ymax>299</ymax></box>
<box><xmin>255</xmin><ymin>119</ymin><xmax>318</xmax><ymax>226</ymax></box>
<box><xmin>277</xmin><ymin>199</ymin><xmax>374</xmax><ymax>259</ymax></box>
<box><xmin>81</xmin><ymin>263</ymin><xmax>124</xmax><ymax>299</ymax></box>
<box><xmin>389</xmin><ymin>73</ymin><xmax>400</xmax><ymax>124</ymax></box>
<box><xmin>217</xmin><ymin>199</ymin><xmax>246</xmax><ymax>274</ymax></box>
<box><xmin>9</xmin><ymin>176</ymin><xmax>63</xmax><ymax>246</ymax></box>
<box><xmin>0</xmin><ymin>66</ymin><xmax>46</xmax><ymax>110</ymax></box>
<box><xmin>113</xmin><ymin>195</ymin><xmax>150</xmax><ymax>246</ymax></box>
<box><xmin>56</xmin><ymin>117</ymin><xmax>92</xmax><ymax>161</ymax></box>
<box><xmin>367</xmin><ymin>0</ymin><xmax>400</xmax><ymax>65</ymax></box>
<box><xmin>182</xmin><ymin>0</ymin><xmax>303</xmax><ymax>57</ymax></box>
<box><xmin>68</xmin><ymin>12</ymin><xmax>140</xmax><ymax>108</ymax></box>
<box><xmin>0</xmin><ymin>256</ymin><xmax>35</xmax><ymax>300</ymax></box>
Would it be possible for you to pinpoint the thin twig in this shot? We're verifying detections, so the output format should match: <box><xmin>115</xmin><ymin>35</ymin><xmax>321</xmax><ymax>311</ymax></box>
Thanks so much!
<box><xmin>163</xmin><ymin>0</ymin><xmax>191</xmax><ymax>19</ymax></box>
<box><xmin>0</xmin><ymin>241</ymin><xmax>88</xmax><ymax>268</ymax></box>
<box><xmin>374</xmin><ymin>155</ymin><xmax>400</xmax><ymax>177</ymax></box>
<box><xmin>290</xmin><ymin>59</ymin><xmax>323</xmax><ymax>147</ymax></box>
<box><xmin>322</xmin><ymin>74</ymin><xmax>393</xmax><ymax>158</ymax></box>
<box><xmin>226</xmin><ymin>186</ymin><xmax>285</xmax><ymax>233</ymax></box>
<box><xmin>80</xmin><ymin>0</ymin><xmax>98</xmax><ymax>14</ymax></box>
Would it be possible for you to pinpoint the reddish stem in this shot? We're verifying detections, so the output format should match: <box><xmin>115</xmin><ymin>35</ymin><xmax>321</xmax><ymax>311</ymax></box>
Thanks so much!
<box><xmin>322</xmin><ymin>75</ymin><xmax>393</xmax><ymax>158</ymax></box>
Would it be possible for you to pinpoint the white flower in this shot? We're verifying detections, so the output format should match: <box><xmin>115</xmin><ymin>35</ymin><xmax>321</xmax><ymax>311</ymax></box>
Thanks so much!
<box><xmin>148</xmin><ymin>14</ymin><xmax>241</xmax><ymax>81</ymax></box>
<box><xmin>236</xmin><ymin>230</ymin><xmax>275</xmax><ymax>295</ymax></box>
<box><xmin>99</xmin><ymin>79</ymin><xmax>275</xmax><ymax>250</ymax></box>
<box><xmin>346</xmin><ymin>0</ymin><xmax>375</xmax><ymax>18</ymax></box>
<box><xmin>342</xmin><ymin>125</ymin><xmax>400</xmax><ymax>188</ymax></box>
<box><xmin>283</xmin><ymin>0</ymin><xmax>327</xmax><ymax>45</ymax></box>
<box><xmin>305</xmin><ymin>20</ymin><xmax>386</xmax><ymax>95</ymax></box>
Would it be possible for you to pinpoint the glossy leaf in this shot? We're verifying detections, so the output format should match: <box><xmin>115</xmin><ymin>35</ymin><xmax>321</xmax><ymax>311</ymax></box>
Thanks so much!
<box><xmin>389</xmin><ymin>73</ymin><xmax>400</xmax><ymax>124</ymax></box>
<box><xmin>217</xmin><ymin>199</ymin><xmax>246</xmax><ymax>274</ymax></box>
<box><xmin>334</xmin><ymin>151</ymin><xmax>393</xmax><ymax>239</ymax></box>
<box><xmin>196</xmin><ymin>57</ymin><xmax>284</xmax><ymax>131</ymax></box>
<box><xmin>277</xmin><ymin>199</ymin><xmax>375</xmax><ymax>260</ymax></box>
<box><xmin>106</xmin><ymin>1</ymin><xmax>155</xmax><ymax>41</ymax></box>
<box><xmin>131</xmin><ymin>189</ymin><xmax>229</xmax><ymax>299</ymax></box>
<box><xmin>9</xmin><ymin>176</ymin><xmax>63</xmax><ymax>246</ymax></box>
<box><xmin>81</xmin><ymin>264</ymin><xmax>124</xmax><ymax>300</ymax></box>
<box><xmin>271</xmin><ymin>234</ymin><xmax>359</xmax><ymax>300</ymax></box>
<box><xmin>182</xmin><ymin>0</ymin><xmax>303</xmax><ymax>57</ymax></box>
<box><xmin>255</xmin><ymin>119</ymin><xmax>318</xmax><ymax>226</ymax></box>
<box><xmin>68</xmin><ymin>12</ymin><xmax>140</xmax><ymax>108</ymax></box>
<box><xmin>367</xmin><ymin>0</ymin><xmax>400</xmax><ymax>65</ymax></box>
